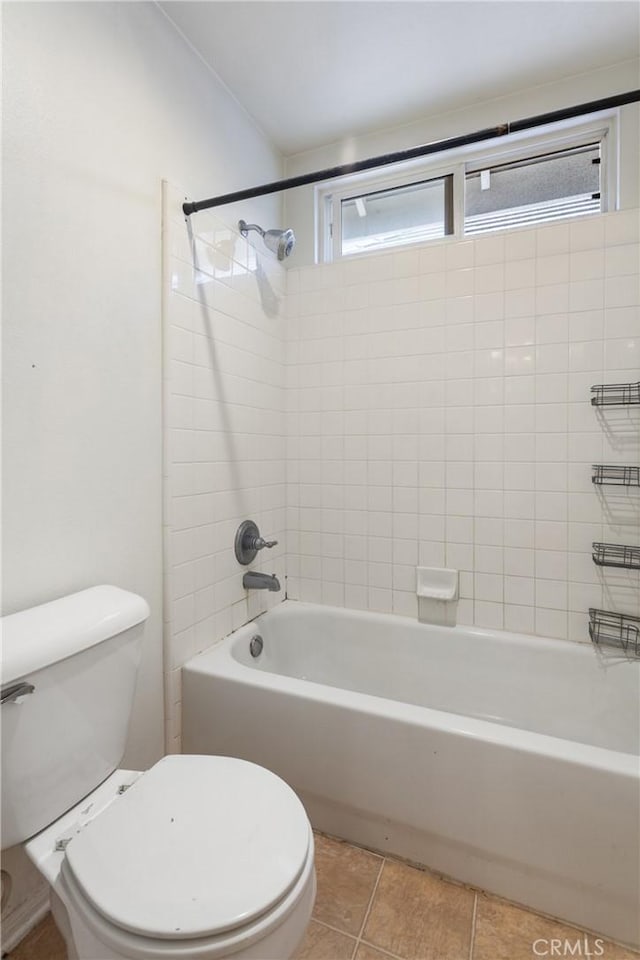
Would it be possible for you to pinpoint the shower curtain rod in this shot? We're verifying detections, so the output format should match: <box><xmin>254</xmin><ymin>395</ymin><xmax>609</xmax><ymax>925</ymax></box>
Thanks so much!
<box><xmin>182</xmin><ymin>90</ymin><xmax>640</xmax><ymax>217</ymax></box>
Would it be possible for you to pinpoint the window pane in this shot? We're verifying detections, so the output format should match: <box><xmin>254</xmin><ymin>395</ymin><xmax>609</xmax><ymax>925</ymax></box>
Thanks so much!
<box><xmin>465</xmin><ymin>144</ymin><xmax>601</xmax><ymax>235</ymax></box>
<box><xmin>341</xmin><ymin>176</ymin><xmax>451</xmax><ymax>255</ymax></box>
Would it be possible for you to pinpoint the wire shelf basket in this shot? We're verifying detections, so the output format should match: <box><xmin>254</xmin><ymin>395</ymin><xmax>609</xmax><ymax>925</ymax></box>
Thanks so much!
<box><xmin>592</xmin><ymin>464</ymin><xmax>640</xmax><ymax>486</ymax></box>
<box><xmin>591</xmin><ymin>543</ymin><xmax>640</xmax><ymax>570</ymax></box>
<box><xmin>592</xmin><ymin>542</ymin><xmax>640</xmax><ymax>569</ymax></box>
<box><xmin>590</xmin><ymin>381</ymin><xmax>640</xmax><ymax>407</ymax></box>
<box><xmin>588</xmin><ymin>609</ymin><xmax>640</xmax><ymax>657</ymax></box>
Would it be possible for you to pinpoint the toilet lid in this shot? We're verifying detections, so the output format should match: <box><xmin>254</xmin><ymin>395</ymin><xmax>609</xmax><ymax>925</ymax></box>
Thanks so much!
<box><xmin>64</xmin><ymin>755</ymin><xmax>311</xmax><ymax>940</ymax></box>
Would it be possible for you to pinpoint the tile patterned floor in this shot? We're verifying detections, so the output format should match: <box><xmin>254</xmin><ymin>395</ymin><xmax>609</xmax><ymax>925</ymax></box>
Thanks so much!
<box><xmin>296</xmin><ymin>834</ymin><xmax>639</xmax><ymax>960</ymax></box>
<box><xmin>5</xmin><ymin>833</ymin><xmax>639</xmax><ymax>960</ymax></box>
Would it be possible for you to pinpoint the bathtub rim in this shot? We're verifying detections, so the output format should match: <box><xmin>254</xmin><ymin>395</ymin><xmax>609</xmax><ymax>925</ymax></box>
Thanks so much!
<box><xmin>232</xmin><ymin>598</ymin><xmax>638</xmax><ymax>665</ymax></box>
<box><xmin>183</xmin><ymin>601</ymin><xmax>639</xmax><ymax>778</ymax></box>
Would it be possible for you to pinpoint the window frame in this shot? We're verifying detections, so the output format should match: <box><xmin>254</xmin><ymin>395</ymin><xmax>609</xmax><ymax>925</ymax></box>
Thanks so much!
<box><xmin>316</xmin><ymin>114</ymin><xmax>616</xmax><ymax>262</ymax></box>
<box><xmin>339</xmin><ymin>170</ymin><xmax>455</xmax><ymax>257</ymax></box>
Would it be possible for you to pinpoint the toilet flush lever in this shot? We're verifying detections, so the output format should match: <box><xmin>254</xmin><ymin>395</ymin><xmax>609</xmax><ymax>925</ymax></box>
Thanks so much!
<box><xmin>1</xmin><ymin>681</ymin><xmax>35</xmax><ymax>705</ymax></box>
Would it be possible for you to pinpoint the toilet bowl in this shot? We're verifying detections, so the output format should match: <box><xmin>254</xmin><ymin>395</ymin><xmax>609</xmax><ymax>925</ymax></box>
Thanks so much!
<box><xmin>1</xmin><ymin>587</ymin><xmax>315</xmax><ymax>960</ymax></box>
<box><xmin>27</xmin><ymin>755</ymin><xmax>316</xmax><ymax>960</ymax></box>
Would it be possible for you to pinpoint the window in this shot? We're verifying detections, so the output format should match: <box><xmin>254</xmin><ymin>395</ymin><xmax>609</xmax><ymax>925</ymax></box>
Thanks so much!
<box><xmin>317</xmin><ymin>118</ymin><xmax>613</xmax><ymax>261</ymax></box>
<box><xmin>340</xmin><ymin>175</ymin><xmax>453</xmax><ymax>256</ymax></box>
<box><xmin>464</xmin><ymin>143</ymin><xmax>601</xmax><ymax>235</ymax></box>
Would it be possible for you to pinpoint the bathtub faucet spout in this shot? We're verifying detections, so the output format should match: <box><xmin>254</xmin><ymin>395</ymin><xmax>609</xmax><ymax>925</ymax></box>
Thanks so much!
<box><xmin>243</xmin><ymin>571</ymin><xmax>281</xmax><ymax>592</ymax></box>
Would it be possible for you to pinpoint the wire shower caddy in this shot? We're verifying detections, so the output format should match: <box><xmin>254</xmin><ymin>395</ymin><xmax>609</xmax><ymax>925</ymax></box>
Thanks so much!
<box><xmin>588</xmin><ymin>609</ymin><xmax>640</xmax><ymax>657</ymax></box>
<box><xmin>591</xmin><ymin>464</ymin><xmax>640</xmax><ymax>486</ymax></box>
<box><xmin>592</xmin><ymin>542</ymin><xmax>640</xmax><ymax>570</ymax></box>
<box><xmin>590</xmin><ymin>381</ymin><xmax>640</xmax><ymax>407</ymax></box>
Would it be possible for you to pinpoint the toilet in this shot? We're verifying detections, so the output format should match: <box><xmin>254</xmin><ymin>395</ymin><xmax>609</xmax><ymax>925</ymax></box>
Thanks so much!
<box><xmin>1</xmin><ymin>586</ymin><xmax>315</xmax><ymax>960</ymax></box>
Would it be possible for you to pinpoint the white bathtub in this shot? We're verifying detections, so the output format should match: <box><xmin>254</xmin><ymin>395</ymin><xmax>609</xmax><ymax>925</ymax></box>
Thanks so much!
<box><xmin>182</xmin><ymin>601</ymin><xmax>640</xmax><ymax>948</ymax></box>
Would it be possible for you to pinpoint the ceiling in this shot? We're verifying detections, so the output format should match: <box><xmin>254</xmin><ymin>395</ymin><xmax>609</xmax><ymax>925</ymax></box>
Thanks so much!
<box><xmin>160</xmin><ymin>1</ymin><xmax>640</xmax><ymax>156</ymax></box>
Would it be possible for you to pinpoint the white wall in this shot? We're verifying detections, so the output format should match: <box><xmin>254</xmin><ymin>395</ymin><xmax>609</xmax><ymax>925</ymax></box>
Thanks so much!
<box><xmin>285</xmin><ymin>210</ymin><xmax>640</xmax><ymax>639</ymax></box>
<box><xmin>2</xmin><ymin>2</ymin><xmax>638</xmax><ymax>946</ymax></box>
<box><xmin>285</xmin><ymin>59</ymin><xmax>640</xmax><ymax>266</ymax></box>
<box><xmin>162</xmin><ymin>186</ymin><xmax>288</xmax><ymax>751</ymax></box>
<box><xmin>1</xmin><ymin>1</ymin><xmax>282</xmax><ymax>945</ymax></box>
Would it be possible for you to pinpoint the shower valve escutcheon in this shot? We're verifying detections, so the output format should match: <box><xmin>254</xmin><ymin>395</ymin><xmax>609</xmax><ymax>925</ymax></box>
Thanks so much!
<box><xmin>235</xmin><ymin>520</ymin><xmax>278</xmax><ymax>565</ymax></box>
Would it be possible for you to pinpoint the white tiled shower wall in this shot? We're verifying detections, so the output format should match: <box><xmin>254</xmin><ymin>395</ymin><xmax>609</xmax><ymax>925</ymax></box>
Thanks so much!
<box><xmin>286</xmin><ymin>210</ymin><xmax>640</xmax><ymax>642</ymax></box>
<box><xmin>162</xmin><ymin>184</ymin><xmax>287</xmax><ymax>749</ymax></box>
<box><xmin>163</xmin><ymin>198</ymin><xmax>639</xmax><ymax>748</ymax></box>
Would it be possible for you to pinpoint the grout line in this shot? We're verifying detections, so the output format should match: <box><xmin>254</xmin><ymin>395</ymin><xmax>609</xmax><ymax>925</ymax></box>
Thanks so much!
<box><xmin>468</xmin><ymin>892</ymin><xmax>478</xmax><ymax>960</ymax></box>
<box><xmin>358</xmin><ymin>938</ymin><xmax>407</xmax><ymax>960</ymax></box>
<box><xmin>357</xmin><ymin>856</ymin><xmax>385</xmax><ymax>939</ymax></box>
<box><xmin>309</xmin><ymin>917</ymin><xmax>359</xmax><ymax>943</ymax></box>
<box><xmin>349</xmin><ymin>934</ymin><xmax>359</xmax><ymax>960</ymax></box>
<box><xmin>352</xmin><ymin>855</ymin><xmax>386</xmax><ymax>958</ymax></box>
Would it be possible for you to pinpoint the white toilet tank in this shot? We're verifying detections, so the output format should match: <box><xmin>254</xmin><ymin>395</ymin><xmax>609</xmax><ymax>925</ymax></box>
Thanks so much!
<box><xmin>1</xmin><ymin>586</ymin><xmax>149</xmax><ymax>849</ymax></box>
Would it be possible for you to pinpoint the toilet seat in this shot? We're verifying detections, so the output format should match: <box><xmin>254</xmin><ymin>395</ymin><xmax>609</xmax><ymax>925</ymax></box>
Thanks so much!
<box><xmin>58</xmin><ymin>832</ymin><xmax>316</xmax><ymax>959</ymax></box>
<box><xmin>62</xmin><ymin>755</ymin><xmax>311</xmax><ymax>945</ymax></box>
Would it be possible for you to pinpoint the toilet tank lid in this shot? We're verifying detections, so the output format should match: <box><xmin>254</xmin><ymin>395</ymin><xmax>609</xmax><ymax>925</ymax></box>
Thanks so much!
<box><xmin>1</xmin><ymin>586</ymin><xmax>150</xmax><ymax>684</ymax></box>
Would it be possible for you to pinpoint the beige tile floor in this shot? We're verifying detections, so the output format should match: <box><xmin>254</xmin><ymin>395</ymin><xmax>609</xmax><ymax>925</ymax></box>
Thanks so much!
<box><xmin>5</xmin><ymin>833</ymin><xmax>639</xmax><ymax>960</ymax></box>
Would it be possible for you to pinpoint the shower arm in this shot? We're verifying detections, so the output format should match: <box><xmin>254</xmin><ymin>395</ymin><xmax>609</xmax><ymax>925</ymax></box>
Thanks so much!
<box><xmin>183</xmin><ymin>89</ymin><xmax>640</xmax><ymax>217</ymax></box>
<box><xmin>239</xmin><ymin>221</ymin><xmax>265</xmax><ymax>238</ymax></box>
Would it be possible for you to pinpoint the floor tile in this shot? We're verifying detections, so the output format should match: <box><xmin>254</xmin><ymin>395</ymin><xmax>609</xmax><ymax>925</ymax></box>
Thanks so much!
<box><xmin>295</xmin><ymin>919</ymin><xmax>356</xmax><ymax>960</ymax></box>
<box><xmin>473</xmin><ymin>895</ymin><xmax>640</xmax><ymax>960</ymax></box>
<box><xmin>355</xmin><ymin>944</ymin><xmax>396</xmax><ymax>960</ymax></box>
<box><xmin>7</xmin><ymin>914</ymin><xmax>67</xmax><ymax>960</ymax></box>
<box><xmin>312</xmin><ymin>833</ymin><xmax>383</xmax><ymax>937</ymax></box>
<box><xmin>363</xmin><ymin>859</ymin><xmax>474</xmax><ymax>960</ymax></box>
<box><xmin>8</xmin><ymin>845</ymin><xmax>639</xmax><ymax>960</ymax></box>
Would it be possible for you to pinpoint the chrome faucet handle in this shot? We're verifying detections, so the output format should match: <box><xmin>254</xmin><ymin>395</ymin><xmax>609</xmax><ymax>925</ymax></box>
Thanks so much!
<box><xmin>253</xmin><ymin>536</ymin><xmax>278</xmax><ymax>551</ymax></box>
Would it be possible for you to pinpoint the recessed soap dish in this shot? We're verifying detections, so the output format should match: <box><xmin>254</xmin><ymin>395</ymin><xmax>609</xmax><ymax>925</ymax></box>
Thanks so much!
<box><xmin>416</xmin><ymin>567</ymin><xmax>459</xmax><ymax>601</ymax></box>
<box><xmin>416</xmin><ymin>567</ymin><xmax>459</xmax><ymax>627</ymax></box>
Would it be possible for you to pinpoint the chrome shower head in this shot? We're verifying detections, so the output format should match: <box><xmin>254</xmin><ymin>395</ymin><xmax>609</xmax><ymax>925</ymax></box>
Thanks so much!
<box><xmin>263</xmin><ymin>227</ymin><xmax>296</xmax><ymax>260</ymax></box>
<box><xmin>238</xmin><ymin>220</ymin><xmax>296</xmax><ymax>261</ymax></box>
